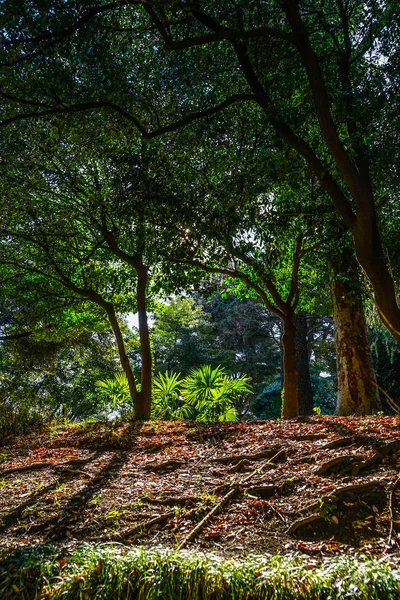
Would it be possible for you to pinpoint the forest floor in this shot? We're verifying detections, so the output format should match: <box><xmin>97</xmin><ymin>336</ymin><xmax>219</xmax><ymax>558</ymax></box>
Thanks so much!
<box><xmin>1</xmin><ymin>416</ymin><xmax>400</xmax><ymax>561</ymax></box>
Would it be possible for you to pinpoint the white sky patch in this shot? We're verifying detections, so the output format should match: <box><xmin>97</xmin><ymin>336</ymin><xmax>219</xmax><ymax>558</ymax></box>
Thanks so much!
<box><xmin>126</xmin><ymin>312</ymin><xmax>154</xmax><ymax>330</ymax></box>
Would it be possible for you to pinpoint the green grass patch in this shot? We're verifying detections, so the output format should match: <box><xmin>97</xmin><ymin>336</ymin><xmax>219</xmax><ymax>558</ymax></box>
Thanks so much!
<box><xmin>1</xmin><ymin>544</ymin><xmax>399</xmax><ymax>600</ymax></box>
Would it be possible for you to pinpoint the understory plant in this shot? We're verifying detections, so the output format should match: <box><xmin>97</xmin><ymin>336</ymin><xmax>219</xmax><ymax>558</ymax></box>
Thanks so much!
<box><xmin>152</xmin><ymin>370</ymin><xmax>192</xmax><ymax>420</ymax></box>
<box><xmin>96</xmin><ymin>366</ymin><xmax>251</xmax><ymax>421</ymax></box>
<box><xmin>95</xmin><ymin>372</ymin><xmax>134</xmax><ymax>416</ymax></box>
<box><xmin>1</xmin><ymin>544</ymin><xmax>399</xmax><ymax>600</ymax></box>
<box><xmin>180</xmin><ymin>365</ymin><xmax>252</xmax><ymax>422</ymax></box>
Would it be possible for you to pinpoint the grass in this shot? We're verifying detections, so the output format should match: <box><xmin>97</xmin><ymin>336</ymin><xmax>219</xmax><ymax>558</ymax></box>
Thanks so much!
<box><xmin>0</xmin><ymin>544</ymin><xmax>399</xmax><ymax>600</ymax></box>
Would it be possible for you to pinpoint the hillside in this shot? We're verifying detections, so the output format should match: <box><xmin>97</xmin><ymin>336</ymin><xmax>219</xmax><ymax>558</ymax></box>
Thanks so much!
<box><xmin>1</xmin><ymin>416</ymin><xmax>400</xmax><ymax>559</ymax></box>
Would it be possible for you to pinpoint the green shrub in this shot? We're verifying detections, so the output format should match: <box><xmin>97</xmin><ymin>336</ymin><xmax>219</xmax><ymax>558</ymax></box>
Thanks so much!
<box><xmin>152</xmin><ymin>371</ymin><xmax>192</xmax><ymax>420</ymax></box>
<box><xmin>180</xmin><ymin>365</ymin><xmax>251</xmax><ymax>422</ymax></box>
<box><xmin>95</xmin><ymin>372</ymin><xmax>135</xmax><ymax>416</ymax></box>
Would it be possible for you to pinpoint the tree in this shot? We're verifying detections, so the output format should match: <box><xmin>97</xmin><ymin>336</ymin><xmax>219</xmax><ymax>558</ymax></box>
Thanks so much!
<box><xmin>203</xmin><ymin>293</ymin><xmax>281</xmax><ymax>390</ymax></box>
<box><xmin>2</xmin><ymin>1</ymin><xmax>398</xmax><ymax>341</ymax></box>
<box><xmin>295</xmin><ymin>311</ymin><xmax>314</xmax><ymax>416</ymax></box>
<box><xmin>152</xmin><ymin>297</ymin><xmax>221</xmax><ymax>374</ymax></box>
<box><xmin>329</xmin><ymin>245</ymin><xmax>381</xmax><ymax>415</ymax></box>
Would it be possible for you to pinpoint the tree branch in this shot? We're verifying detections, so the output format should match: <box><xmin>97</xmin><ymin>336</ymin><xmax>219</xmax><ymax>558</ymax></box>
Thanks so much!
<box><xmin>172</xmin><ymin>256</ymin><xmax>284</xmax><ymax>319</ymax></box>
<box><xmin>162</xmin><ymin>26</ymin><xmax>294</xmax><ymax>50</ymax></box>
<box><xmin>2</xmin><ymin>1</ymin><xmax>140</xmax><ymax>49</ymax></box>
<box><xmin>0</xmin><ymin>331</ymin><xmax>32</xmax><ymax>341</ymax></box>
<box><xmin>0</xmin><ymin>93</ymin><xmax>255</xmax><ymax>137</ymax></box>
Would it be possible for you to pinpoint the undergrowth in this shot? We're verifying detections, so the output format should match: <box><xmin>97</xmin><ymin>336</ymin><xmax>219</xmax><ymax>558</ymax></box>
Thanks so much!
<box><xmin>0</xmin><ymin>544</ymin><xmax>399</xmax><ymax>600</ymax></box>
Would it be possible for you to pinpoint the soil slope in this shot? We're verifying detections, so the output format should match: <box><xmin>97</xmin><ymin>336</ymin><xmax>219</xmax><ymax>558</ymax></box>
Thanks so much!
<box><xmin>1</xmin><ymin>416</ymin><xmax>400</xmax><ymax>558</ymax></box>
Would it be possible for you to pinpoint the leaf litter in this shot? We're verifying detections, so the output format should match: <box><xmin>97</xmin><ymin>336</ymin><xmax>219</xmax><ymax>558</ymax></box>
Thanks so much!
<box><xmin>1</xmin><ymin>415</ymin><xmax>400</xmax><ymax>560</ymax></box>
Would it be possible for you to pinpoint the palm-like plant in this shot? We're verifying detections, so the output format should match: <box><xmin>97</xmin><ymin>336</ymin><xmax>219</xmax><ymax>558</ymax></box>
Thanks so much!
<box><xmin>181</xmin><ymin>365</ymin><xmax>252</xmax><ymax>422</ymax></box>
<box><xmin>152</xmin><ymin>371</ymin><xmax>193</xmax><ymax>420</ymax></box>
<box><xmin>95</xmin><ymin>372</ymin><xmax>132</xmax><ymax>411</ymax></box>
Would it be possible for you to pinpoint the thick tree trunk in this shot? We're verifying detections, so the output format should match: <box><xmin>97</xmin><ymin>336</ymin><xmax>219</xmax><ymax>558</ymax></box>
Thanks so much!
<box><xmin>352</xmin><ymin>214</ymin><xmax>400</xmax><ymax>344</ymax></box>
<box><xmin>276</xmin><ymin>1</ymin><xmax>400</xmax><ymax>345</ymax></box>
<box><xmin>104</xmin><ymin>303</ymin><xmax>138</xmax><ymax>407</ymax></box>
<box><xmin>295</xmin><ymin>311</ymin><xmax>313</xmax><ymax>416</ymax></box>
<box><xmin>282</xmin><ymin>316</ymin><xmax>299</xmax><ymax>418</ymax></box>
<box><xmin>135</xmin><ymin>261</ymin><xmax>152</xmax><ymax>420</ymax></box>
<box><xmin>329</xmin><ymin>251</ymin><xmax>381</xmax><ymax>416</ymax></box>
<box><xmin>279</xmin><ymin>322</ymin><xmax>284</xmax><ymax>389</ymax></box>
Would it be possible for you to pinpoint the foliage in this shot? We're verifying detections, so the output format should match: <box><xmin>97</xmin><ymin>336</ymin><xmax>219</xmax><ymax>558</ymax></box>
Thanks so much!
<box><xmin>203</xmin><ymin>294</ymin><xmax>281</xmax><ymax>392</ymax></box>
<box><xmin>311</xmin><ymin>368</ymin><xmax>337</xmax><ymax>416</ymax></box>
<box><xmin>253</xmin><ymin>377</ymin><xmax>283</xmax><ymax>420</ymax></box>
<box><xmin>369</xmin><ymin>313</ymin><xmax>400</xmax><ymax>411</ymax></box>
<box><xmin>95</xmin><ymin>372</ymin><xmax>134</xmax><ymax>416</ymax></box>
<box><xmin>1</xmin><ymin>543</ymin><xmax>400</xmax><ymax>600</ymax></box>
<box><xmin>0</xmin><ymin>0</ymin><xmax>398</xmax><ymax>420</ymax></box>
<box><xmin>181</xmin><ymin>365</ymin><xmax>251</xmax><ymax>422</ymax></box>
<box><xmin>0</xmin><ymin>326</ymin><xmax>119</xmax><ymax>432</ymax></box>
<box><xmin>152</xmin><ymin>371</ymin><xmax>192</xmax><ymax>420</ymax></box>
<box><xmin>151</xmin><ymin>297</ymin><xmax>222</xmax><ymax>375</ymax></box>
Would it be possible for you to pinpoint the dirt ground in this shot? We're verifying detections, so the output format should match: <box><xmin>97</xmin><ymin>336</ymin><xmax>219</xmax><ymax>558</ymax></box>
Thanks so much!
<box><xmin>1</xmin><ymin>416</ymin><xmax>400</xmax><ymax>559</ymax></box>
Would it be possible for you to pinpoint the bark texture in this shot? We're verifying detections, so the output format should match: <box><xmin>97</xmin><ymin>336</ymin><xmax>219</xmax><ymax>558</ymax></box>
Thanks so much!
<box><xmin>330</xmin><ymin>252</ymin><xmax>381</xmax><ymax>416</ymax></box>
<box><xmin>282</xmin><ymin>316</ymin><xmax>299</xmax><ymax>419</ymax></box>
<box><xmin>295</xmin><ymin>312</ymin><xmax>313</xmax><ymax>416</ymax></box>
<box><xmin>135</xmin><ymin>260</ymin><xmax>152</xmax><ymax>420</ymax></box>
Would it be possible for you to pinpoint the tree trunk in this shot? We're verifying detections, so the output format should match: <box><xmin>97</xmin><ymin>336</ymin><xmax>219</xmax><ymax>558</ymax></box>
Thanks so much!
<box><xmin>295</xmin><ymin>311</ymin><xmax>313</xmax><ymax>416</ymax></box>
<box><xmin>352</xmin><ymin>214</ymin><xmax>400</xmax><ymax>344</ymax></box>
<box><xmin>135</xmin><ymin>261</ymin><xmax>152</xmax><ymax>420</ymax></box>
<box><xmin>329</xmin><ymin>251</ymin><xmax>381</xmax><ymax>416</ymax></box>
<box><xmin>104</xmin><ymin>303</ymin><xmax>138</xmax><ymax>406</ymax></box>
<box><xmin>279</xmin><ymin>322</ymin><xmax>284</xmax><ymax>389</ymax></box>
<box><xmin>103</xmin><ymin>239</ymin><xmax>153</xmax><ymax>420</ymax></box>
<box><xmin>282</xmin><ymin>316</ymin><xmax>299</xmax><ymax>418</ymax></box>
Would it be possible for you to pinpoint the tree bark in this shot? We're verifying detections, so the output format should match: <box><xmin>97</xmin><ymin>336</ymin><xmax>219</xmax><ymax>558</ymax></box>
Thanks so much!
<box><xmin>295</xmin><ymin>311</ymin><xmax>313</xmax><ymax>416</ymax></box>
<box><xmin>329</xmin><ymin>251</ymin><xmax>381</xmax><ymax>416</ymax></box>
<box><xmin>352</xmin><ymin>215</ymin><xmax>400</xmax><ymax>343</ymax></box>
<box><xmin>103</xmin><ymin>302</ymin><xmax>138</xmax><ymax>406</ymax></box>
<box><xmin>135</xmin><ymin>260</ymin><xmax>152</xmax><ymax>420</ymax></box>
<box><xmin>282</xmin><ymin>316</ymin><xmax>299</xmax><ymax>418</ymax></box>
<box><xmin>102</xmin><ymin>235</ymin><xmax>153</xmax><ymax>420</ymax></box>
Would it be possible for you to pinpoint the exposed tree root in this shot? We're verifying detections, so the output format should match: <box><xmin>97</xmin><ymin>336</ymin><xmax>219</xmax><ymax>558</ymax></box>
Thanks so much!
<box><xmin>211</xmin><ymin>447</ymin><xmax>280</xmax><ymax>464</ymax></box>
<box><xmin>178</xmin><ymin>486</ymin><xmax>239</xmax><ymax>548</ymax></box>
<box><xmin>299</xmin><ymin>480</ymin><xmax>385</xmax><ymax>515</ymax></box>
<box><xmin>315</xmin><ymin>440</ymin><xmax>400</xmax><ymax>479</ymax></box>
<box><xmin>350</xmin><ymin>452</ymin><xmax>381</xmax><ymax>476</ymax></box>
<box><xmin>287</xmin><ymin>513</ymin><xmax>323</xmax><ymax>534</ymax></box>
<box><xmin>322</xmin><ymin>437</ymin><xmax>354</xmax><ymax>450</ymax></box>
<box><xmin>380</xmin><ymin>439</ymin><xmax>400</xmax><ymax>456</ymax></box>
<box><xmin>246</xmin><ymin>484</ymin><xmax>280</xmax><ymax>499</ymax></box>
<box><xmin>290</xmin><ymin>434</ymin><xmax>326</xmax><ymax>441</ymax></box>
<box><xmin>121</xmin><ymin>510</ymin><xmax>176</xmax><ymax>538</ymax></box>
<box><xmin>0</xmin><ymin>462</ymin><xmax>53</xmax><ymax>476</ymax></box>
<box><xmin>142</xmin><ymin>459</ymin><xmax>183</xmax><ymax>472</ymax></box>
<box><xmin>178</xmin><ymin>449</ymin><xmax>287</xmax><ymax>547</ymax></box>
<box><xmin>315</xmin><ymin>454</ymin><xmax>365</xmax><ymax>476</ymax></box>
<box><xmin>229</xmin><ymin>459</ymin><xmax>252</xmax><ymax>472</ymax></box>
<box><xmin>146</xmin><ymin>495</ymin><xmax>200</xmax><ymax>506</ymax></box>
